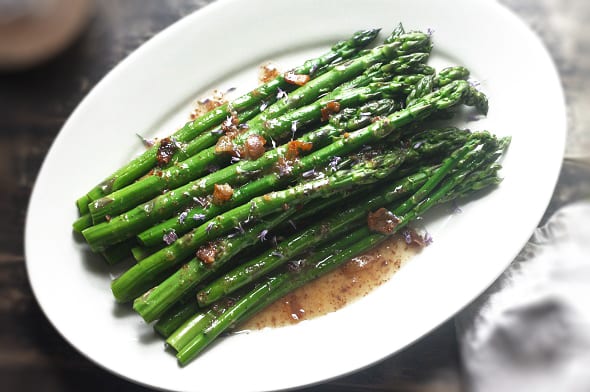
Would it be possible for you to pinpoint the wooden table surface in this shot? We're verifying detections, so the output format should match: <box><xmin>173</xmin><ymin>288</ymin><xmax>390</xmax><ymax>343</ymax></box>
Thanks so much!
<box><xmin>1</xmin><ymin>1</ymin><xmax>587</xmax><ymax>391</ymax></box>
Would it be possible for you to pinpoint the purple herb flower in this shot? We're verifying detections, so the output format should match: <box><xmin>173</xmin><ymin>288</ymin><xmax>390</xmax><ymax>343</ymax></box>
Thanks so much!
<box><xmin>291</xmin><ymin>120</ymin><xmax>298</xmax><ymax>139</ymax></box>
<box><xmin>468</xmin><ymin>78</ymin><xmax>481</xmax><ymax>87</ymax></box>
<box><xmin>136</xmin><ymin>133</ymin><xmax>156</xmax><ymax>148</ymax></box>
<box><xmin>288</xmin><ymin>258</ymin><xmax>306</xmax><ymax>272</ymax></box>
<box><xmin>193</xmin><ymin>196</ymin><xmax>208</xmax><ymax>207</ymax></box>
<box><xmin>193</xmin><ymin>213</ymin><xmax>206</xmax><ymax>221</ymax></box>
<box><xmin>258</xmin><ymin>229</ymin><xmax>269</xmax><ymax>242</ymax></box>
<box><xmin>423</xmin><ymin>231</ymin><xmax>433</xmax><ymax>245</ymax></box>
<box><xmin>402</xmin><ymin>230</ymin><xmax>412</xmax><ymax>244</ymax></box>
<box><xmin>206</xmin><ymin>222</ymin><xmax>215</xmax><ymax>233</ymax></box>
<box><xmin>328</xmin><ymin>156</ymin><xmax>342</xmax><ymax>172</ymax></box>
<box><xmin>178</xmin><ymin>211</ymin><xmax>188</xmax><ymax>224</ymax></box>
<box><xmin>276</xmin><ymin>88</ymin><xmax>288</xmax><ymax>101</ymax></box>
<box><xmin>222</xmin><ymin>116</ymin><xmax>234</xmax><ymax>130</ymax></box>
<box><xmin>162</xmin><ymin>230</ymin><xmax>178</xmax><ymax>245</ymax></box>
<box><xmin>171</xmin><ymin>137</ymin><xmax>183</xmax><ymax>151</ymax></box>
<box><xmin>309</xmin><ymin>63</ymin><xmax>319</xmax><ymax>75</ymax></box>
<box><xmin>302</xmin><ymin>169</ymin><xmax>317</xmax><ymax>179</ymax></box>
<box><xmin>277</xmin><ymin>160</ymin><xmax>293</xmax><ymax>176</ymax></box>
<box><xmin>450</xmin><ymin>201</ymin><xmax>463</xmax><ymax>214</ymax></box>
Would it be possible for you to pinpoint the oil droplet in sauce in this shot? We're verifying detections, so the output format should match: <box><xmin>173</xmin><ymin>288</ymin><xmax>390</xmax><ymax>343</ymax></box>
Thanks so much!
<box><xmin>238</xmin><ymin>234</ymin><xmax>420</xmax><ymax>331</ymax></box>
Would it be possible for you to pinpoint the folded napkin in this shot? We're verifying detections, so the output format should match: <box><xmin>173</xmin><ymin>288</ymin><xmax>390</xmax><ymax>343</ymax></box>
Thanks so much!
<box><xmin>456</xmin><ymin>200</ymin><xmax>590</xmax><ymax>392</ymax></box>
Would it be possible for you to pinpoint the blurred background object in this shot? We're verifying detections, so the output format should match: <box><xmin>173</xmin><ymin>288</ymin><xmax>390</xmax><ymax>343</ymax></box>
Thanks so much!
<box><xmin>0</xmin><ymin>0</ymin><xmax>93</xmax><ymax>70</ymax></box>
<box><xmin>458</xmin><ymin>199</ymin><xmax>590</xmax><ymax>392</ymax></box>
<box><xmin>503</xmin><ymin>0</ymin><xmax>590</xmax><ymax>162</ymax></box>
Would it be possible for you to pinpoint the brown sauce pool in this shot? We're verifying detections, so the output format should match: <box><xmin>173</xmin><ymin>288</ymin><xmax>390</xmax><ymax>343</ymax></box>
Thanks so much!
<box><xmin>238</xmin><ymin>234</ymin><xmax>420</xmax><ymax>330</ymax></box>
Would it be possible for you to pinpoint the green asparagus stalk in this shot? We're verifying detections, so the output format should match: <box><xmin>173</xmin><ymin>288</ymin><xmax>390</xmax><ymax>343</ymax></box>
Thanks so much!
<box><xmin>100</xmin><ymin>239</ymin><xmax>136</xmax><ymax>265</ymax></box>
<box><xmin>384</xmin><ymin>22</ymin><xmax>406</xmax><ymax>44</ymax></box>
<box><xmin>154</xmin><ymin>299</ymin><xmax>201</xmax><ymax>338</ymax></box>
<box><xmin>75</xmin><ymin>68</ymin><xmax>432</xmax><ymax>238</ymax></box>
<box><xmin>167</xmin><ymin>307</ymin><xmax>222</xmax><ymax>351</ymax></box>
<box><xmin>83</xmin><ymin>97</ymin><xmax>401</xmax><ymax>251</ymax></box>
<box><xmin>156</xmin><ymin>54</ymin><xmax>429</xmax><ymax>173</ymax></box>
<box><xmin>435</xmin><ymin>66</ymin><xmax>470</xmax><ymax>87</ymax></box>
<box><xmin>135</xmin><ymin>98</ymin><xmax>402</xmax><ymax>248</ymax></box>
<box><xmin>405</xmin><ymin>65</ymin><xmax>471</xmax><ymax>107</ymax></box>
<box><xmin>406</xmin><ymin>75</ymin><xmax>434</xmax><ymax>106</ymax></box>
<box><xmin>88</xmin><ymin>52</ymin><xmax>431</xmax><ymax>223</ymax></box>
<box><xmin>133</xmin><ymin>210</ymin><xmax>298</xmax><ymax>323</ymax></box>
<box><xmin>147</xmin><ymin>240</ymin><xmax>273</xmax><ymax>326</ymax></box>
<box><xmin>85</xmin><ymin>80</ymin><xmax>485</xmax><ymax>252</ymax></box>
<box><xmin>195</xmin><ymin>131</ymin><xmax>494</xmax><ymax>305</ymax></box>
<box><xmin>135</xmin><ymin>126</ymin><xmax>477</xmax><ymax>320</ymax></box>
<box><xmin>252</xmin><ymin>32</ymin><xmax>431</xmax><ymax>124</ymax></box>
<box><xmin>136</xmin><ymin>185</ymin><xmax>377</xmax><ymax>323</ymax></box>
<box><xmin>75</xmin><ymin>29</ymin><xmax>381</xmax><ymax>213</ymax></box>
<box><xmin>137</xmin><ymin>80</ymin><xmax>486</xmax><ymax>246</ymax></box>
<box><xmin>194</xmin><ymin>164</ymin><xmax>433</xmax><ymax>306</ymax></box>
<box><xmin>175</xmin><ymin>138</ymin><xmax>507</xmax><ymax>364</ymax></box>
<box><xmin>168</xmin><ymin>50</ymin><xmax>432</xmax><ymax>169</ymax></box>
<box><xmin>111</xmin><ymin>149</ymin><xmax>408</xmax><ymax>302</ymax></box>
<box><xmin>72</xmin><ymin>213</ymin><xmax>93</xmax><ymax>233</ymax></box>
<box><xmin>130</xmin><ymin>245</ymin><xmax>162</xmax><ymax>262</ymax></box>
<box><xmin>177</xmin><ymin>274</ymin><xmax>292</xmax><ymax>363</ymax></box>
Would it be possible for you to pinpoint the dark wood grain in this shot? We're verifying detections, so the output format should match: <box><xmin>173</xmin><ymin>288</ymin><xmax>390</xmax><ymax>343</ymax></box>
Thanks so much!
<box><xmin>0</xmin><ymin>1</ymin><xmax>586</xmax><ymax>391</ymax></box>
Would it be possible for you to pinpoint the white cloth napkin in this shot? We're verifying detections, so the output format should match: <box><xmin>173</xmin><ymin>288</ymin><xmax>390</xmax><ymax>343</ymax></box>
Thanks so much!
<box><xmin>456</xmin><ymin>200</ymin><xmax>590</xmax><ymax>392</ymax></box>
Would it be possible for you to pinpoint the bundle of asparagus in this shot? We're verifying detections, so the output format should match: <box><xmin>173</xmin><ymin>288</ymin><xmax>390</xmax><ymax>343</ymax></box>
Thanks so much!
<box><xmin>73</xmin><ymin>24</ymin><xmax>509</xmax><ymax>366</ymax></box>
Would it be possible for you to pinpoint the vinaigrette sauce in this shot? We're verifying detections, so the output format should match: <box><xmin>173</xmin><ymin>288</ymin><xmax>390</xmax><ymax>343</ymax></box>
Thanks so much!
<box><xmin>238</xmin><ymin>234</ymin><xmax>420</xmax><ymax>331</ymax></box>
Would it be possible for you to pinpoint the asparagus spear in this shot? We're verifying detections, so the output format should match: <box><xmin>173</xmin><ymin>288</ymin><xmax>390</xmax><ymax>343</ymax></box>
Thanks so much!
<box><xmin>130</xmin><ymin>245</ymin><xmax>162</xmax><ymax>262</ymax></box>
<box><xmin>73</xmin><ymin>67</ymin><xmax>440</xmax><ymax>236</ymax></box>
<box><xmin>134</xmin><ymin>210</ymin><xmax>298</xmax><ymax>322</ymax></box>
<box><xmin>111</xmin><ymin>148</ymin><xmax>407</xmax><ymax>302</ymax></box>
<box><xmin>406</xmin><ymin>74</ymin><xmax>434</xmax><ymax>106</ymax></box>
<box><xmin>112</xmin><ymin>125</ymin><xmax>490</xmax><ymax>301</ymax></box>
<box><xmin>154</xmin><ymin>299</ymin><xmax>200</xmax><ymax>338</ymax></box>
<box><xmin>88</xmin><ymin>48</ymin><xmax>431</xmax><ymax>223</ymax></box>
<box><xmin>151</xmin><ymin>55</ymin><xmax>428</xmax><ymax>175</ymax></box>
<box><xmin>195</xmin><ymin>131</ymin><xmax>495</xmax><ymax>305</ymax></box>
<box><xmin>135</xmin><ymin>162</ymin><xmax>417</xmax><ymax>322</ymax></box>
<box><xmin>100</xmin><ymin>239</ymin><xmax>136</xmax><ymax>265</ymax></box>
<box><xmin>252</xmin><ymin>32</ymin><xmax>431</xmax><ymax>124</ymax></box>
<box><xmin>384</xmin><ymin>22</ymin><xmax>406</xmax><ymax>44</ymax></box>
<box><xmin>405</xmin><ymin>65</ymin><xmax>471</xmax><ymax>106</ymax></box>
<box><xmin>194</xmin><ymin>166</ymin><xmax>430</xmax><ymax>307</ymax></box>
<box><xmin>175</xmin><ymin>139</ymin><xmax>507</xmax><ymax>364</ymax></box>
<box><xmin>83</xmin><ymin>97</ymin><xmax>401</xmax><ymax>251</ymax></box>
<box><xmin>75</xmin><ymin>29</ymin><xmax>381</xmax><ymax>213</ymax></box>
<box><xmin>136</xmin><ymin>126</ymin><xmax>478</xmax><ymax>321</ymax></box>
<box><xmin>136</xmin><ymin>98</ymin><xmax>402</xmax><ymax>248</ymax></box>
<box><xmin>136</xmin><ymin>80</ymin><xmax>485</xmax><ymax>245</ymax></box>
<box><xmin>435</xmin><ymin>66</ymin><xmax>471</xmax><ymax>87</ymax></box>
<box><xmin>84</xmin><ymin>80</ymin><xmax>486</xmax><ymax>252</ymax></box>
<box><xmin>168</xmin><ymin>289</ymin><xmax>261</xmax><ymax>353</ymax></box>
